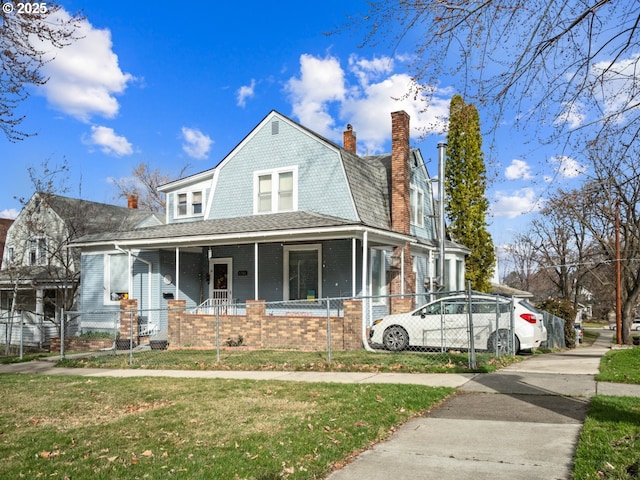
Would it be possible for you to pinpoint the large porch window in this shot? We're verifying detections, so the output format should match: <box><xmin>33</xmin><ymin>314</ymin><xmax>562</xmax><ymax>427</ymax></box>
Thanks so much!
<box><xmin>284</xmin><ymin>244</ymin><xmax>321</xmax><ymax>300</ymax></box>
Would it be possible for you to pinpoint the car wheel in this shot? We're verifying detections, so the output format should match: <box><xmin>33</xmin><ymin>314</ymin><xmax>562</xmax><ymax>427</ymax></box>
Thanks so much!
<box><xmin>383</xmin><ymin>325</ymin><xmax>409</xmax><ymax>351</ymax></box>
<box><xmin>488</xmin><ymin>329</ymin><xmax>520</xmax><ymax>355</ymax></box>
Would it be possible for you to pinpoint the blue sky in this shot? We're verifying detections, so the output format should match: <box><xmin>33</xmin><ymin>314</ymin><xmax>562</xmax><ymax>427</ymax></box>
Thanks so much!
<box><xmin>0</xmin><ymin>0</ymin><xmax>590</xmax><ymax>276</ymax></box>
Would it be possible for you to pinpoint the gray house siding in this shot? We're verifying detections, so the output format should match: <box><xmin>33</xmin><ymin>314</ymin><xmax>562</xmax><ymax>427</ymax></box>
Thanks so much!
<box><xmin>210</xmin><ymin>117</ymin><xmax>359</xmax><ymax>221</ymax></box>
<box><xmin>159</xmin><ymin>250</ymin><xmax>204</xmax><ymax>309</ymax></box>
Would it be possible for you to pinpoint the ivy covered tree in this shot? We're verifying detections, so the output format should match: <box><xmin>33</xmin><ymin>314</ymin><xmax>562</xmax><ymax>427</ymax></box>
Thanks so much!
<box><xmin>445</xmin><ymin>94</ymin><xmax>495</xmax><ymax>292</ymax></box>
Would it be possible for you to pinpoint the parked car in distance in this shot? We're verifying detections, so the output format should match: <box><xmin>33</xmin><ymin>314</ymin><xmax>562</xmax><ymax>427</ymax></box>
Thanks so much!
<box><xmin>369</xmin><ymin>293</ymin><xmax>547</xmax><ymax>354</ymax></box>
<box><xmin>608</xmin><ymin>319</ymin><xmax>640</xmax><ymax>331</ymax></box>
<box><xmin>574</xmin><ymin>323</ymin><xmax>584</xmax><ymax>343</ymax></box>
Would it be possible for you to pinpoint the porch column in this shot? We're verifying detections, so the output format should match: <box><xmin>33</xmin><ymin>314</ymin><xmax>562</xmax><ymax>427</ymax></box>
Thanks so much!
<box><xmin>351</xmin><ymin>238</ymin><xmax>357</xmax><ymax>297</ymax></box>
<box><xmin>175</xmin><ymin>247</ymin><xmax>180</xmax><ymax>300</ymax></box>
<box><xmin>254</xmin><ymin>242</ymin><xmax>259</xmax><ymax>300</ymax></box>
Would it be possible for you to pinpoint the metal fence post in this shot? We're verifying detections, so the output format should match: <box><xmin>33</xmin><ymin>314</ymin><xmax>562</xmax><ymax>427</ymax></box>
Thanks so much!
<box><xmin>326</xmin><ymin>299</ymin><xmax>332</xmax><ymax>364</ymax></box>
<box><xmin>466</xmin><ymin>282</ymin><xmax>476</xmax><ymax>369</ymax></box>
<box><xmin>215</xmin><ymin>305</ymin><xmax>220</xmax><ymax>363</ymax></box>
<box><xmin>510</xmin><ymin>297</ymin><xmax>516</xmax><ymax>354</ymax></box>
<box><xmin>60</xmin><ymin>309</ymin><xmax>65</xmax><ymax>360</ymax></box>
<box><xmin>129</xmin><ymin>311</ymin><xmax>134</xmax><ymax>365</ymax></box>
<box><xmin>19</xmin><ymin>311</ymin><xmax>24</xmax><ymax>360</ymax></box>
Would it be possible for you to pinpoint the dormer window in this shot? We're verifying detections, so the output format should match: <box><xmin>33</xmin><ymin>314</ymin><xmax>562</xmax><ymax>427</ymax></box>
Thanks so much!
<box><xmin>175</xmin><ymin>191</ymin><xmax>204</xmax><ymax>218</ymax></box>
<box><xmin>254</xmin><ymin>167</ymin><xmax>297</xmax><ymax>214</ymax></box>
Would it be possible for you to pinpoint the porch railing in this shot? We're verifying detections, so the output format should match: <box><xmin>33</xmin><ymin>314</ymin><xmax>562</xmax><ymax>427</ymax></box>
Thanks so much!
<box><xmin>190</xmin><ymin>291</ymin><xmax>235</xmax><ymax>315</ymax></box>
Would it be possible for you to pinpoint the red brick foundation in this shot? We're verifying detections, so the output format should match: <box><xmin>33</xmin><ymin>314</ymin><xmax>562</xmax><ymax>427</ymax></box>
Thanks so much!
<box><xmin>167</xmin><ymin>299</ymin><xmax>364</xmax><ymax>351</ymax></box>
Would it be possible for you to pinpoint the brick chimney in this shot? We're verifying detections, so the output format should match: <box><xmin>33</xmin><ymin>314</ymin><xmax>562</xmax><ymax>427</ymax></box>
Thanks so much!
<box><xmin>343</xmin><ymin>124</ymin><xmax>356</xmax><ymax>154</ymax></box>
<box><xmin>389</xmin><ymin>110</ymin><xmax>416</xmax><ymax>312</ymax></box>
<box><xmin>127</xmin><ymin>194</ymin><xmax>138</xmax><ymax>209</ymax></box>
<box><xmin>391</xmin><ymin>111</ymin><xmax>410</xmax><ymax>234</ymax></box>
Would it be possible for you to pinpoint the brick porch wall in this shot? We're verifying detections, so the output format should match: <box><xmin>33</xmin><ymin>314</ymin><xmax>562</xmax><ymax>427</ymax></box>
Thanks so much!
<box><xmin>167</xmin><ymin>299</ymin><xmax>364</xmax><ymax>351</ymax></box>
<box><xmin>50</xmin><ymin>337</ymin><xmax>113</xmax><ymax>352</ymax></box>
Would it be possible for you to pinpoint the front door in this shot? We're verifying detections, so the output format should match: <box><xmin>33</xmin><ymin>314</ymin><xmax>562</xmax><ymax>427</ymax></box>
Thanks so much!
<box><xmin>209</xmin><ymin>258</ymin><xmax>232</xmax><ymax>305</ymax></box>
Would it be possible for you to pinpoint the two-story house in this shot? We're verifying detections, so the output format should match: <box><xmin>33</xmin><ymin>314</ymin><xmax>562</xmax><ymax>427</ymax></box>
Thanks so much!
<box><xmin>0</xmin><ymin>193</ymin><xmax>161</xmax><ymax>347</ymax></box>
<box><xmin>71</xmin><ymin>110</ymin><xmax>469</xmax><ymax>347</ymax></box>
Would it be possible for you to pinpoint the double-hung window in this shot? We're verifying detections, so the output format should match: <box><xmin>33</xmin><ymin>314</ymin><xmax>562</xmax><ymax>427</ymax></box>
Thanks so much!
<box><xmin>175</xmin><ymin>191</ymin><xmax>204</xmax><ymax>218</ymax></box>
<box><xmin>28</xmin><ymin>237</ymin><xmax>47</xmax><ymax>266</ymax></box>
<box><xmin>255</xmin><ymin>167</ymin><xmax>297</xmax><ymax>214</ymax></box>
<box><xmin>410</xmin><ymin>185</ymin><xmax>424</xmax><ymax>227</ymax></box>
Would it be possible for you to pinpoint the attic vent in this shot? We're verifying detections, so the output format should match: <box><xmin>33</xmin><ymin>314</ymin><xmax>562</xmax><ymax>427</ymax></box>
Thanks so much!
<box><xmin>272</xmin><ymin>120</ymin><xmax>279</xmax><ymax>135</ymax></box>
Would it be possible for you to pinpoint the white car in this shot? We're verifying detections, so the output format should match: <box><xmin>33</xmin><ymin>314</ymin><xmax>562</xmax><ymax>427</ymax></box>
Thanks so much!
<box><xmin>369</xmin><ymin>294</ymin><xmax>547</xmax><ymax>354</ymax></box>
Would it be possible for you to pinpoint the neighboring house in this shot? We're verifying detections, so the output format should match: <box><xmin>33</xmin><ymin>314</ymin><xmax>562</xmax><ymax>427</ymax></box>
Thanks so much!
<box><xmin>0</xmin><ymin>192</ymin><xmax>161</xmax><ymax>346</ymax></box>
<box><xmin>72</xmin><ymin>110</ymin><xmax>469</xmax><ymax>342</ymax></box>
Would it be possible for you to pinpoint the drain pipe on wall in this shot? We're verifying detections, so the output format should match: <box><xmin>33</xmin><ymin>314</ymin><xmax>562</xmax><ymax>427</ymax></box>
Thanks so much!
<box><xmin>361</xmin><ymin>231</ymin><xmax>376</xmax><ymax>352</ymax></box>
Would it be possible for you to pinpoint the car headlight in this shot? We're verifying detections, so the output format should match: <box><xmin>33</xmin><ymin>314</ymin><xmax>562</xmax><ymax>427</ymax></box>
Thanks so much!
<box><xmin>372</xmin><ymin>319</ymin><xmax>383</xmax><ymax>326</ymax></box>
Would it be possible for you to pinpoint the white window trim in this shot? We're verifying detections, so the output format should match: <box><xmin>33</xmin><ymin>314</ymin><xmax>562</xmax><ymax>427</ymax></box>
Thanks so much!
<box><xmin>174</xmin><ymin>190</ymin><xmax>205</xmax><ymax>219</ymax></box>
<box><xmin>410</xmin><ymin>185</ymin><xmax>424</xmax><ymax>227</ymax></box>
<box><xmin>104</xmin><ymin>252</ymin><xmax>130</xmax><ymax>305</ymax></box>
<box><xmin>283</xmin><ymin>243</ymin><xmax>322</xmax><ymax>300</ymax></box>
<box><xmin>253</xmin><ymin>166</ymin><xmax>298</xmax><ymax>214</ymax></box>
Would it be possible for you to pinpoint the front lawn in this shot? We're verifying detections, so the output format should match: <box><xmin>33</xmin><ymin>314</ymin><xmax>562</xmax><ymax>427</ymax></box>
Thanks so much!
<box><xmin>0</xmin><ymin>374</ymin><xmax>452</xmax><ymax>479</ymax></box>
<box><xmin>55</xmin><ymin>348</ymin><xmax>521</xmax><ymax>373</ymax></box>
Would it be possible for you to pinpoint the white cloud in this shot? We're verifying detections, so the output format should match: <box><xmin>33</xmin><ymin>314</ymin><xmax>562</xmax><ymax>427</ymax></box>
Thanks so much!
<box><xmin>0</xmin><ymin>209</ymin><xmax>19</xmax><ymax>219</ymax></box>
<box><xmin>35</xmin><ymin>8</ymin><xmax>134</xmax><ymax>121</ymax></box>
<box><xmin>592</xmin><ymin>53</ymin><xmax>640</xmax><ymax>121</ymax></box>
<box><xmin>550</xmin><ymin>155</ymin><xmax>587</xmax><ymax>178</ymax></box>
<box><xmin>181</xmin><ymin>127</ymin><xmax>213</xmax><ymax>160</ymax></box>
<box><xmin>555</xmin><ymin>101</ymin><xmax>586</xmax><ymax>129</ymax></box>
<box><xmin>237</xmin><ymin>79</ymin><xmax>256</xmax><ymax>107</ymax></box>
<box><xmin>505</xmin><ymin>159</ymin><xmax>533</xmax><ymax>180</ymax></box>
<box><xmin>285</xmin><ymin>54</ymin><xmax>347</xmax><ymax>137</ymax></box>
<box><xmin>348</xmin><ymin>54</ymin><xmax>394</xmax><ymax>87</ymax></box>
<box><xmin>492</xmin><ymin>188</ymin><xmax>544</xmax><ymax>219</ymax></box>
<box><xmin>85</xmin><ymin>126</ymin><xmax>133</xmax><ymax>157</ymax></box>
<box><xmin>285</xmin><ymin>53</ymin><xmax>450</xmax><ymax>153</ymax></box>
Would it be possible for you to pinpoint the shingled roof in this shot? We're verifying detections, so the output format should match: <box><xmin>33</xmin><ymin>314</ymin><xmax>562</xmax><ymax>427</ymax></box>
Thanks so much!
<box><xmin>42</xmin><ymin>193</ymin><xmax>162</xmax><ymax>237</ymax></box>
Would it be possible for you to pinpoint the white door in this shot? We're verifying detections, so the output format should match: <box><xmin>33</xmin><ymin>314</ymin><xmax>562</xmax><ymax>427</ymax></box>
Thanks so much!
<box><xmin>209</xmin><ymin>258</ymin><xmax>232</xmax><ymax>304</ymax></box>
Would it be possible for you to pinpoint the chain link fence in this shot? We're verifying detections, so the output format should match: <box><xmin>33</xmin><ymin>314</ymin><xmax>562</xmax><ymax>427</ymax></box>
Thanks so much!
<box><xmin>40</xmin><ymin>291</ymin><xmax>554</xmax><ymax>369</ymax></box>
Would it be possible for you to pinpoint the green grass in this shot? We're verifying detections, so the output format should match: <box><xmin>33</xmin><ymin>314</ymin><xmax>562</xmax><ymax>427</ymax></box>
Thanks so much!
<box><xmin>0</xmin><ymin>374</ymin><xmax>452</xmax><ymax>479</ymax></box>
<box><xmin>55</xmin><ymin>348</ymin><xmax>521</xmax><ymax>373</ymax></box>
<box><xmin>573</xmin><ymin>395</ymin><xmax>640</xmax><ymax>479</ymax></box>
<box><xmin>596</xmin><ymin>347</ymin><xmax>640</xmax><ymax>384</ymax></box>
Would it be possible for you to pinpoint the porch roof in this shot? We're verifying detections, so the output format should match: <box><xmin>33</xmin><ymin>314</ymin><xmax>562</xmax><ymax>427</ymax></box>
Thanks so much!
<box><xmin>70</xmin><ymin>210</ymin><xmax>420</xmax><ymax>249</ymax></box>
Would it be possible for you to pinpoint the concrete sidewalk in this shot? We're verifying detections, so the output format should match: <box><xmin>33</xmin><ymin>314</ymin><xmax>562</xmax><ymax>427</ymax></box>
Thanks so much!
<box><xmin>327</xmin><ymin>330</ymin><xmax>640</xmax><ymax>480</ymax></box>
<box><xmin>2</xmin><ymin>330</ymin><xmax>639</xmax><ymax>479</ymax></box>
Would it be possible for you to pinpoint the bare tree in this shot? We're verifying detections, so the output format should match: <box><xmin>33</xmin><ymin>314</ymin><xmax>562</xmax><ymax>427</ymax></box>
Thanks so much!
<box><xmin>504</xmin><ymin>233</ymin><xmax>539</xmax><ymax>293</ymax></box>
<box><xmin>345</xmin><ymin>1</ymin><xmax>639</xmax><ymax>147</ymax></box>
<box><xmin>1</xmin><ymin>2</ymin><xmax>83</xmax><ymax>141</ymax></box>
<box><xmin>111</xmin><ymin>162</ymin><xmax>190</xmax><ymax>213</ymax></box>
